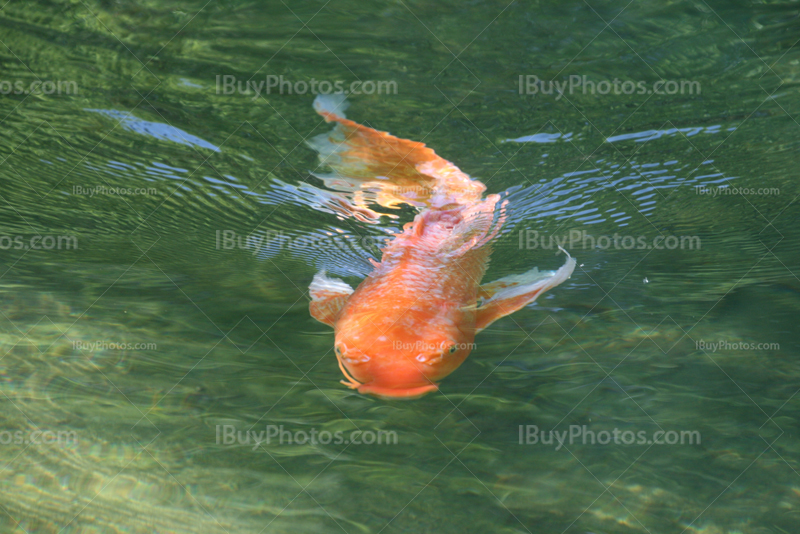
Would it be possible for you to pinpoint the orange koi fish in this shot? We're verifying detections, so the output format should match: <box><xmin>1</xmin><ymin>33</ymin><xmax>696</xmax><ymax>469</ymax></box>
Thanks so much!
<box><xmin>307</xmin><ymin>95</ymin><xmax>575</xmax><ymax>399</ymax></box>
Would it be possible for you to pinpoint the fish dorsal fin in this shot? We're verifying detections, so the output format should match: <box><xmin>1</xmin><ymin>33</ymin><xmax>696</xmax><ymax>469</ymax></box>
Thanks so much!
<box><xmin>437</xmin><ymin>196</ymin><xmax>506</xmax><ymax>257</ymax></box>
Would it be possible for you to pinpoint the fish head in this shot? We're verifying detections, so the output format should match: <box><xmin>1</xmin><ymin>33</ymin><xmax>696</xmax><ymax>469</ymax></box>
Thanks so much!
<box><xmin>334</xmin><ymin>309</ymin><xmax>475</xmax><ymax>399</ymax></box>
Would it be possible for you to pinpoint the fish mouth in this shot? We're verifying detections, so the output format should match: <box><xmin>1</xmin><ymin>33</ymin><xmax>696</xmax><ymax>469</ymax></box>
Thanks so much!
<box><xmin>356</xmin><ymin>383</ymin><xmax>439</xmax><ymax>400</ymax></box>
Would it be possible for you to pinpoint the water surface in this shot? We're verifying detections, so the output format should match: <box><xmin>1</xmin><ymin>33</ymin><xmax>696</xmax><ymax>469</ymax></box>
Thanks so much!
<box><xmin>0</xmin><ymin>1</ymin><xmax>799</xmax><ymax>533</ymax></box>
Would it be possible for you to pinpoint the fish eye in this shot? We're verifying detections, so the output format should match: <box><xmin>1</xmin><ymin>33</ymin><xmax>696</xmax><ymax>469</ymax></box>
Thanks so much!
<box><xmin>448</xmin><ymin>345</ymin><xmax>458</xmax><ymax>354</ymax></box>
<box><xmin>335</xmin><ymin>346</ymin><xmax>343</xmax><ymax>356</ymax></box>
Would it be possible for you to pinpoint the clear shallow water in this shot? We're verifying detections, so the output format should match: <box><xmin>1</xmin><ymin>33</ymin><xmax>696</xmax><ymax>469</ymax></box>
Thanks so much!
<box><xmin>0</xmin><ymin>0</ymin><xmax>799</xmax><ymax>532</ymax></box>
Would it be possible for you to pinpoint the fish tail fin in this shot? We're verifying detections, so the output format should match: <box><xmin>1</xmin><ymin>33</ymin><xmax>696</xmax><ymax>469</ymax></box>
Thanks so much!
<box><xmin>307</xmin><ymin>98</ymin><xmax>485</xmax><ymax>212</ymax></box>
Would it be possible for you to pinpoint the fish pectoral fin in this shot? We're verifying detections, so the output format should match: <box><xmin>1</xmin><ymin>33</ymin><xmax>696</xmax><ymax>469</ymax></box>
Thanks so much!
<box><xmin>475</xmin><ymin>248</ymin><xmax>576</xmax><ymax>332</ymax></box>
<box><xmin>309</xmin><ymin>270</ymin><xmax>354</xmax><ymax>327</ymax></box>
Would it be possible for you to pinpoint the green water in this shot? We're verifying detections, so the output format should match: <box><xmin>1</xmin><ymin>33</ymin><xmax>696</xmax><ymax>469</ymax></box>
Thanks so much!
<box><xmin>1</xmin><ymin>0</ymin><xmax>799</xmax><ymax>532</ymax></box>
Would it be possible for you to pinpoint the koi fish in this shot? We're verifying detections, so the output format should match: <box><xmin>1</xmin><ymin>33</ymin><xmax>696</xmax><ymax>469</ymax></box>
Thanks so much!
<box><xmin>307</xmin><ymin>95</ymin><xmax>575</xmax><ymax>399</ymax></box>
